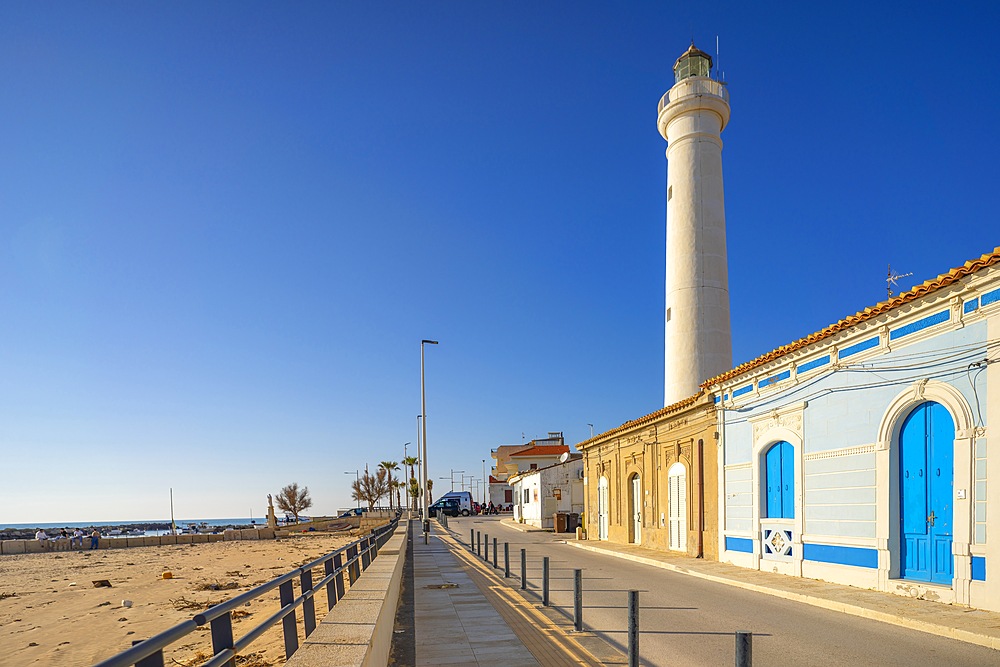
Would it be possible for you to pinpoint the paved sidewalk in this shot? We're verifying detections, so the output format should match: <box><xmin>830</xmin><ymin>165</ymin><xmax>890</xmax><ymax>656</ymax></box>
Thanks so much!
<box><xmin>562</xmin><ymin>537</ymin><xmax>1000</xmax><ymax>652</ymax></box>
<box><xmin>412</xmin><ymin>525</ymin><xmax>612</xmax><ymax>666</ymax></box>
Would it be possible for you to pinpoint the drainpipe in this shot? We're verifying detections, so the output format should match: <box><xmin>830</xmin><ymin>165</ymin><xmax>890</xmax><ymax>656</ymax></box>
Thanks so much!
<box><xmin>696</xmin><ymin>438</ymin><xmax>704</xmax><ymax>558</ymax></box>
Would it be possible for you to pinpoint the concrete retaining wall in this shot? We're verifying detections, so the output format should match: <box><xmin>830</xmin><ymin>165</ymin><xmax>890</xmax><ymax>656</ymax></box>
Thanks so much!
<box><xmin>286</xmin><ymin>522</ymin><xmax>409</xmax><ymax>667</ymax></box>
<box><xmin>1</xmin><ymin>528</ymin><xmax>276</xmax><ymax>555</ymax></box>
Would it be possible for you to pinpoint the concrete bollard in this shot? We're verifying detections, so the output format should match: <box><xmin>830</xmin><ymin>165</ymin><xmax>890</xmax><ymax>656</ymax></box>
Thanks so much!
<box><xmin>736</xmin><ymin>631</ymin><xmax>752</xmax><ymax>666</ymax></box>
<box><xmin>504</xmin><ymin>542</ymin><xmax>510</xmax><ymax>578</ymax></box>
<box><xmin>628</xmin><ymin>590</ymin><xmax>638</xmax><ymax>667</ymax></box>
<box><xmin>470</xmin><ymin>528</ymin><xmax>475</xmax><ymax>552</ymax></box>
<box><xmin>477</xmin><ymin>531</ymin><xmax>481</xmax><ymax>557</ymax></box>
<box><xmin>492</xmin><ymin>537</ymin><xmax>498</xmax><ymax>569</ymax></box>
<box><xmin>520</xmin><ymin>548</ymin><xmax>527</xmax><ymax>590</ymax></box>
<box><xmin>484</xmin><ymin>533</ymin><xmax>489</xmax><ymax>561</ymax></box>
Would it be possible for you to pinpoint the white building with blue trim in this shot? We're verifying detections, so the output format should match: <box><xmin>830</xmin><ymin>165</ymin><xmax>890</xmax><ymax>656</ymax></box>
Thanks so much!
<box><xmin>706</xmin><ymin>248</ymin><xmax>999</xmax><ymax>612</ymax></box>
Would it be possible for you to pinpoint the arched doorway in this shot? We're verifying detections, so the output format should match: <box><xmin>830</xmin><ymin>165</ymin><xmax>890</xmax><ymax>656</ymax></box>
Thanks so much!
<box><xmin>597</xmin><ymin>476</ymin><xmax>609</xmax><ymax>541</ymax></box>
<box><xmin>899</xmin><ymin>401</ymin><xmax>955</xmax><ymax>585</ymax></box>
<box><xmin>668</xmin><ymin>462</ymin><xmax>687</xmax><ymax>551</ymax></box>
<box><xmin>629</xmin><ymin>474</ymin><xmax>642</xmax><ymax>544</ymax></box>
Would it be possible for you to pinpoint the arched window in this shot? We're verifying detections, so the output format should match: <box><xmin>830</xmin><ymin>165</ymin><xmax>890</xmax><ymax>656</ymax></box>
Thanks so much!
<box><xmin>764</xmin><ymin>441</ymin><xmax>794</xmax><ymax>519</ymax></box>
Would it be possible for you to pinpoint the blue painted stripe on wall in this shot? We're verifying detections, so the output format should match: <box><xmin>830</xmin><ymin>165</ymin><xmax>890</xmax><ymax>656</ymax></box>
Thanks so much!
<box><xmin>713</xmin><ymin>393</ymin><xmax>731</xmax><ymax>403</ymax></box>
<box><xmin>725</xmin><ymin>536</ymin><xmax>754</xmax><ymax>553</ymax></box>
<box><xmin>983</xmin><ymin>288</ymin><xmax>1000</xmax><ymax>308</ymax></box>
<box><xmin>889</xmin><ymin>309</ymin><xmax>950</xmax><ymax>340</ymax></box>
<box><xmin>839</xmin><ymin>336</ymin><xmax>879</xmax><ymax>359</ymax></box>
<box><xmin>732</xmin><ymin>384</ymin><xmax>753</xmax><ymax>398</ymax></box>
<box><xmin>759</xmin><ymin>370</ymin><xmax>791</xmax><ymax>389</ymax></box>
<box><xmin>797</xmin><ymin>355</ymin><xmax>831</xmax><ymax>374</ymax></box>
<box><xmin>972</xmin><ymin>556</ymin><xmax>986</xmax><ymax>581</ymax></box>
<box><xmin>964</xmin><ymin>298</ymin><xmax>979</xmax><ymax>314</ymax></box>
<box><xmin>803</xmin><ymin>543</ymin><xmax>878</xmax><ymax>568</ymax></box>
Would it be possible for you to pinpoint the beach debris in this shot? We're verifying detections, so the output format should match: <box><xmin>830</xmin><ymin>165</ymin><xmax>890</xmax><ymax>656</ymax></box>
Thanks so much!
<box><xmin>121</xmin><ymin>599</ymin><xmax>133</xmax><ymax>608</ymax></box>
<box><xmin>162</xmin><ymin>571</ymin><xmax>173</xmax><ymax>579</ymax></box>
<box><xmin>118</xmin><ymin>617</ymin><xmax>128</xmax><ymax>621</ymax></box>
<box><xmin>195</xmin><ymin>580</ymin><xmax>239</xmax><ymax>591</ymax></box>
<box><xmin>0</xmin><ymin>592</ymin><xmax>16</xmax><ymax>600</ymax></box>
<box><xmin>170</xmin><ymin>596</ymin><xmax>222</xmax><ymax>611</ymax></box>
<box><xmin>68</xmin><ymin>582</ymin><xmax>77</xmax><ymax>587</ymax></box>
<box><xmin>97</xmin><ymin>601</ymin><xmax>111</xmax><ymax>607</ymax></box>
<box><xmin>92</xmin><ymin>580</ymin><xmax>113</xmax><ymax>588</ymax></box>
<box><xmin>28</xmin><ymin>642</ymin><xmax>38</xmax><ymax>647</ymax></box>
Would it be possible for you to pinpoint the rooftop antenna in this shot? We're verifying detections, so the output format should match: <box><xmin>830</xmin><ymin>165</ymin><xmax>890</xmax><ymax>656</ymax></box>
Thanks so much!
<box><xmin>887</xmin><ymin>264</ymin><xmax>913</xmax><ymax>298</ymax></box>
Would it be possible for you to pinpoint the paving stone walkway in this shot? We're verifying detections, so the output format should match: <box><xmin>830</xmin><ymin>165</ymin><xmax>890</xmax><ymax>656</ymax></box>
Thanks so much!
<box><xmin>413</xmin><ymin>529</ymin><xmax>540</xmax><ymax>666</ymax></box>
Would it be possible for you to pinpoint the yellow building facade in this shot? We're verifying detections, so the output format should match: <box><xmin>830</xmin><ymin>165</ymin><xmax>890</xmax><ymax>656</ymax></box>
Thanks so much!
<box><xmin>578</xmin><ymin>392</ymin><xmax>719</xmax><ymax>559</ymax></box>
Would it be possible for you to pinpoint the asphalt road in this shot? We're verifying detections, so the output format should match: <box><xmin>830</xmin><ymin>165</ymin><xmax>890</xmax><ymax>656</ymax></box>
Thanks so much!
<box><xmin>451</xmin><ymin>516</ymin><xmax>998</xmax><ymax>667</ymax></box>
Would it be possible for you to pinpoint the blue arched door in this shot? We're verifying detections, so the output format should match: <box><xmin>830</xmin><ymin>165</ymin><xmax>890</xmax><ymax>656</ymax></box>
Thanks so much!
<box><xmin>764</xmin><ymin>441</ymin><xmax>794</xmax><ymax>518</ymax></box>
<box><xmin>900</xmin><ymin>401</ymin><xmax>954</xmax><ymax>584</ymax></box>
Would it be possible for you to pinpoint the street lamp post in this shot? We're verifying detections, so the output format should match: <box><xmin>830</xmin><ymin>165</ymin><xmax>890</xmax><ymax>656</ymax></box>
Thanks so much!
<box><xmin>344</xmin><ymin>470</ymin><xmax>359</xmax><ymax>509</ymax></box>
<box><xmin>420</xmin><ymin>339</ymin><xmax>439</xmax><ymax>540</ymax></box>
<box><xmin>416</xmin><ymin>415</ymin><xmax>422</xmax><ymax>517</ymax></box>
<box><xmin>482</xmin><ymin>459</ymin><xmax>487</xmax><ymax>506</ymax></box>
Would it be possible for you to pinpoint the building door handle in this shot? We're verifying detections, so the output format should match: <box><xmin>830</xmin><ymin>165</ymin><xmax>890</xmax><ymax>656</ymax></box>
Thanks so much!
<box><xmin>927</xmin><ymin>511</ymin><xmax>936</xmax><ymax>526</ymax></box>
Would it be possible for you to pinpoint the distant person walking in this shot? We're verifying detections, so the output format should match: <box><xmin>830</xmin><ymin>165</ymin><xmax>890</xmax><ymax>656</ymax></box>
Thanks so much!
<box><xmin>35</xmin><ymin>529</ymin><xmax>51</xmax><ymax>551</ymax></box>
<box><xmin>90</xmin><ymin>529</ymin><xmax>100</xmax><ymax>550</ymax></box>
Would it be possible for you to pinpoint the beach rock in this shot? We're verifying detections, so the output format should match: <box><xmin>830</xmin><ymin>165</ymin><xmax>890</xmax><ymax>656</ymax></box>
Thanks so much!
<box><xmin>121</xmin><ymin>599</ymin><xmax>133</xmax><ymax>608</ymax></box>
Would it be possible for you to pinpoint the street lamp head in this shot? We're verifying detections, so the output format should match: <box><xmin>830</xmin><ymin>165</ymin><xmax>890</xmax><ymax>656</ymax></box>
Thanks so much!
<box><xmin>421</xmin><ymin>339</ymin><xmax>439</xmax><ymax>345</ymax></box>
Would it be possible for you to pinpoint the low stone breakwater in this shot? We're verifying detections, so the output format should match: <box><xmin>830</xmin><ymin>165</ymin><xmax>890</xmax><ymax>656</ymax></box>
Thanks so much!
<box><xmin>0</xmin><ymin>527</ymin><xmax>277</xmax><ymax>554</ymax></box>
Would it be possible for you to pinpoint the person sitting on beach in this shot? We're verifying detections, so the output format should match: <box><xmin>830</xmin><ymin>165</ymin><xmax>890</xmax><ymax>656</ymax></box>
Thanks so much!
<box><xmin>90</xmin><ymin>529</ymin><xmax>100</xmax><ymax>550</ymax></box>
<box><xmin>71</xmin><ymin>528</ymin><xmax>84</xmax><ymax>549</ymax></box>
<box><xmin>35</xmin><ymin>529</ymin><xmax>51</xmax><ymax>551</ymax></box>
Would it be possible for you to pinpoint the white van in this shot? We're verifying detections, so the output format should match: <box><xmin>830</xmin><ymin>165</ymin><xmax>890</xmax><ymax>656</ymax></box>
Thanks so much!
<box><xmin>437</xmin><ymin>491</ymin><xmax>474</xmax><ymax>516</ymax></box>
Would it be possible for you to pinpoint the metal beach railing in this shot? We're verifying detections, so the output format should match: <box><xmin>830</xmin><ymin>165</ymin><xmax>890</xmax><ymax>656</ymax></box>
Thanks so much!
<box><xmin>93</xmin><ymin>516</ymin><xmax>401</xmax><ymax>667</ymax></box>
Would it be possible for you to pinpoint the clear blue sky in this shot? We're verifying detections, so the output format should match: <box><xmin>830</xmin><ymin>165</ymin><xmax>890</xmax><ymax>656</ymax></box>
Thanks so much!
<box><xmin>2</xmin><ymin>3</ymin><xmax>997</xmax><ymax>523</ymax></box>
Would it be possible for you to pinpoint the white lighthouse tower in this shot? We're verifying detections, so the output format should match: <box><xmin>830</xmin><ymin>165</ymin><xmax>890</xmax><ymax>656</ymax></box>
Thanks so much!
<box><xmin>657</xmin><ymin>43</ymin><xmax>733</xmax><ymax>407</ymax></box>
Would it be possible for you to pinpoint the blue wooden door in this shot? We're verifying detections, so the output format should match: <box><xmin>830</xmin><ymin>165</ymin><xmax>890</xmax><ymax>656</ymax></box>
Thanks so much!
<box><xmin>900</xmin><ymin>402</ymin><xmax>954</xmax><ymax>585</ymax></box>
<box><xmin>765</xmin><ymin>441</ymin><xmax>794</xmax><ymax>519</ymax></box>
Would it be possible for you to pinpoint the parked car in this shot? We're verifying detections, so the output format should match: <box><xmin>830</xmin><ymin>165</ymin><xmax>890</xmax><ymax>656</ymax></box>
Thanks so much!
<box><xmin>428</xmin><ymin>498</ymin><xmax>462</xmax><ymax>518</ymax></box>
<box><xmin>436</xmin><ymin>491</ymin><xmax>474</xmax><ymax>516</ymax></box>
<box><xmin>338</xmin><ymin>508</ymin><xmax>366</xmax><ymax>518</ymax></box>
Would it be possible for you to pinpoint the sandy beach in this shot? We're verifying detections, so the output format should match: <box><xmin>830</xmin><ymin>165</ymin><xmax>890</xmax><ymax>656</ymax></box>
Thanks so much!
<box><xmin>0</xmin><ymin>533</ymin><xmax>355</xmax><ymax>666</ymax></box>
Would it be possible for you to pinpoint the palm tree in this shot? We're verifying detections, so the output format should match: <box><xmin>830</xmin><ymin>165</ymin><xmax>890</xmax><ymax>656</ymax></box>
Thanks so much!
<box><xmin>379</xmin><ymin>461</ymin><xmax>399</xmax><ymax>510</ymax></box>
<box><xmin>402</xmin><ymin>455</ymin><xmax>420</xmax><ymax>512</ymax></box>
<box><xmin>391</xmin><ymin>478</ymin><xmax>405</xmax><ymax>510</ymax></box>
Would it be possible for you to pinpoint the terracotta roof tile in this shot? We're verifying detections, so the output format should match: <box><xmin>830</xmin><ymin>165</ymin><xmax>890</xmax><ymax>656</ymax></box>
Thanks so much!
<box><xmin>509</xmin><ymin>444</ymin><xmax>570</xmax><ymax>457</ymax></box>
<box><xmin>703</xmin><ymin>246</ymin><xmax>1000</xmax><ymax>387</ymax></box>
<box><xmin>576</xmin><ymin>392</ymin><xmax>704</xmax><ymax>449</ymax></box>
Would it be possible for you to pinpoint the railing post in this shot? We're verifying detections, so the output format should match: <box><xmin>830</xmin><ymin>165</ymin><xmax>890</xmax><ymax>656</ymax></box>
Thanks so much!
<box><xmin>372</xmin><ymin>532</ymin><xmax>380</xmax><ymax>560</ymax></box>
<box><xmin>736</xmin><ymin>631</ymin><xmax>753</xmax><ymax>667</ymax></box>
<box><xmin>324</xmin><ymin>557</ymin><xmax>337</xmax><ymax>610</ymax></box>
<box><xmin>210</xmin><ymin>611</ymin><xmax>236</xmax><ymax>667</ymax></box>
<box><xmin>543</xmin><ymin>556</ymin><xmax>550</xmax><ymax>606</ymax></box>
<box><xmin>280</xmin><ymin>579</ymin><xmax>299</xmax><ymax>659</ymax></box>
<box><xmin>520</xmin><ymin>548</ymin><xmax>527</xmax><ymax>590</ymax></box>
<box><xmin>134</xmin><ymin>643</ymin><xmax>165</xmax><ymax>667</ymax></box>
<box><xmin>301</xmin><ymin>569</ymin><xmax>316</xmax><ymax>637</ymax></box>
<box><xmin>492</xmin><ymin>537</ymin><xmax>498</xmax><ymax>569</ymax></box>
<box><xmin>334</xmin><ymin>552</ymin><xmax>347</xmax><ymax>599</ymax></box>
<box><xmin>361</xmin><ymin>536</ymin><xmax>372</xmax><ymax>571</ymax></box>
<box><xmin>574</xmin><ymin>569</ymin><xmax>583</xmax><ymax>632</ymax></box>
<box><xmin>628</xmin><ymin>590</ymin><xmax>638</xmax><ymax>667</ymax></box>
<box><xmin>347</xmin><ymin>544</ymin><xmax>359</xmax><ymax>585</ymax></box>
<box><xmin>504</xmin><ymin>542</ymin><xmax>510</xmax><ymax>578</ymax></box>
